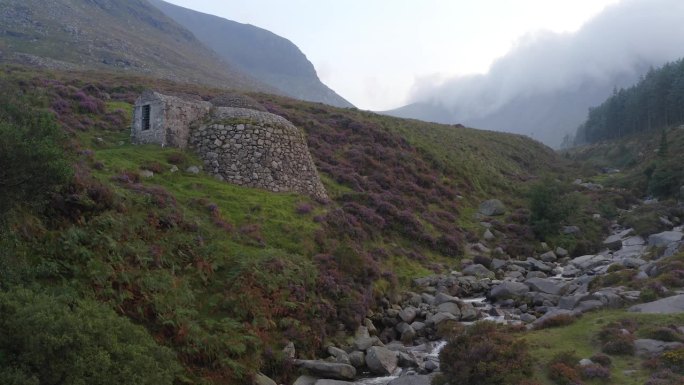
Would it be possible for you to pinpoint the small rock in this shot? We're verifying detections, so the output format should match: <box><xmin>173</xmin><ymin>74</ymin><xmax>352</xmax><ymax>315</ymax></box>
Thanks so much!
<box><xmin>562</xmin><ymin>226</ymin><xmax>580</xmax><ymax>235</ymax></box>
<box><xmin>520</xmin><ymin>313</ymin><xmax>537</xmax><ymax>323</ymax></box>
<box><xmin>540</xmin><ymin>251</ymin><xmax>557</xmax><ymax>262</ymax></box>
<box><xmin>555</xmin><ymin>247</ymin><xmax>568</xmax><ymax>257</ymax></box>
<box><xmin>479</xmin><ymin>199</ymin><xmax>506</xmax><ymax>216</ymax></box>
<box><xmin>186</xmin><ymin>166</ymin><xmax>201</xmax><ymax>174</ymax></box>
<box><xmin>170</xmin><ymin>165</ymin><xmax>179</xmax><ymax>173</ymax></box>
<box><xmin>462</xmin><ymin>264</ymin><xmax>495</xmax><ymax>279</ymax></box>
<box><xmin>283</xmin><ymin>341</ymin><xmax>296</xmax><ymax>359</ymax></box>
<box><xmin>399</xmin><ymin>307</ymin><xmax>418</xmax><ymax>324</ymax></box>
<box><xmin>483</xmin><ymin>229</ymin><xmax>495</xmax><ymax>240</ymax></box>
<box><xmin>579</xmin><ymin>359</ymin><xmax>594</xmax><ymax>366</ymax></box>
<box><xmin>140</xmin><ymin>170</ymin><xmax>154</xmax><ymax>178</ymax></box>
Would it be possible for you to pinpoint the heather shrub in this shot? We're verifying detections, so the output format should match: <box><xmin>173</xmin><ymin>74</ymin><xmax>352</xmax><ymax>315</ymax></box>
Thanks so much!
<box><xmin>295</xmin><ymin>202</ymin><xmax>313</xmax><ymax>215</ymax></box>
<box><xmin>642</xmin><ymin>326</ymin><xmax>684</xmax><ymax>343</ymax></box>
<box><xmin>579</xmin><ymin>364</ymin><xmax>610</xmax><ymax>380</ymax></box>
<box><xmin>533</xmin><ymin>314</ymin><xmax>578</xmax><ymax>330</ymax></box>
<box><xmin>590</xmin><ymin>353</ymin><xmax>612</xmax><ymax>367</ymax></box>
<box><xmin>547</xmin><ymin>351</ymin><xmax>582</xmax><ymax>385</ymax></box>
<box><xmin>598</xmin><ymin>325</ymin><xmax>635</xmax><ymax>355</ymax></box>
<box><xmin>436</xmin><ymin>321</ymin><xmax>534</xmax><ymax>385</ymax></box>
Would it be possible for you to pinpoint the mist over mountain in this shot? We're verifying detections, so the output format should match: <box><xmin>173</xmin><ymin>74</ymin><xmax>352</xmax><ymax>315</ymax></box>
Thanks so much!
<box><xmin>385</xmin><ymin>0</ymin><xmax>684</xmax><ymax>148</ymax></box>
<box><xmin>148</xmin><ymin>0</ymin><xmax>353</xmax><ymax>108</ymax></box>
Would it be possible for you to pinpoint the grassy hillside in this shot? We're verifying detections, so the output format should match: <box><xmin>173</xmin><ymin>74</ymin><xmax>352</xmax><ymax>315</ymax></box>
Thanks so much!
<box><xmin>0</xmin><ymin>65</ymin><xmax>567</xmax><ymax>384</ymax></box>
<box><xmin>0</xmin><ymin>0</ymin><xmax>272</xmax><ymax>93</ymax></box>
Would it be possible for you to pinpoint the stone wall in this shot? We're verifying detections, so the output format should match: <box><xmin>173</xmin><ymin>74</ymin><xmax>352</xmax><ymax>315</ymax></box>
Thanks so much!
<box><xmin>189</xmin><ymin>107</ymin><xmax>329</xmax><ymax>201</ymax></box>
<box><xmin>131</xmin><ymin>91</ymin><xmax>211</xmax><ymax>148</ymax></box>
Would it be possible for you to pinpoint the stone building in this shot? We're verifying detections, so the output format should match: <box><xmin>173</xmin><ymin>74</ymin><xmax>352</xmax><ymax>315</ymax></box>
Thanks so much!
<box><xmin>131</xmin><ymin>90</ymin><xmax>328</xmax><ymax>201</ymax></box>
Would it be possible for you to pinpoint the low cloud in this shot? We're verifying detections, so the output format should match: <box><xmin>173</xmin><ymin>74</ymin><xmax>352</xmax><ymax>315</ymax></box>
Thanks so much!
<box><xmin>408</xmin><ymin>0</ymin><xmax>684</xmax><ymax>145</ymax></box>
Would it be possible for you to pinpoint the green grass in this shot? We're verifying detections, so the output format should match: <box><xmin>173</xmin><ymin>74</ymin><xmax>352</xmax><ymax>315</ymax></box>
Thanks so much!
<box><xmin>525</xmin><ymin>310</ymin><xmax>684</xmax><ymax>384</ymax></box>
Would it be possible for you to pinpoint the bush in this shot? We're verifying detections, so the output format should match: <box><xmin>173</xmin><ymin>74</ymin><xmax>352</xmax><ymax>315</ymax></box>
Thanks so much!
<box><xmin>590</xmin><ymin>353</ymin><xmax>612</xmax><ymax>367</ymax></box>
<box><xmin>580</xmin><ymin>364</ymin><xmax>610</xmax><ymax>380</ymax></box>
<box><xmin>661</xmin><ymin>348</ymin><xmax>684</xmax><ymax>374</ymax></box>
<box><xmin>601</xmin><ymin>333</ymin><xmax>635</xmax><ymax>355</ymax></box>
<box><xmin>533</xmin><ymin>314</ymin><xmax>578</xmax><ymax>330</ymax></box>
<box><xmin>0</xmin><ymin>288</ymin><xmax>181</xmax><ymax>385</ymax></box>
<box><xmin>547</xmin><ymin>351</ymin><xmax>582</xmax><ymax>385</ymax></box>
<box><xmin>437</xmin><ymin>321</ymin><xmax>534</xmax><ymax>385</ymax></box>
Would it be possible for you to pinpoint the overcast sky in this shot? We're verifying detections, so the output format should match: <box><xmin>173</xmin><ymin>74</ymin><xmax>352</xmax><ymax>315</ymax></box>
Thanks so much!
<box><xmin>163</xmin><ymin>0</ymin><xmax>620</xmax><ymax>110</ymax></box>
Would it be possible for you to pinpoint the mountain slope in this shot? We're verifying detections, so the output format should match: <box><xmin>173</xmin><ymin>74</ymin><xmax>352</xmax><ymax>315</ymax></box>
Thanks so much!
<box><xmin>384</xmin><ymin>71</ymin><xmax>643</xmax><ymax>148</ymax></box>
<box><xmin>0</xmin><ymin>0</ymin><xmax>273</xmax><ymax>92</ymax></box>
<box><xmin>148</xmin><ymin>0</ymin><xmax>353</xmax><ymax>108</ymax></box>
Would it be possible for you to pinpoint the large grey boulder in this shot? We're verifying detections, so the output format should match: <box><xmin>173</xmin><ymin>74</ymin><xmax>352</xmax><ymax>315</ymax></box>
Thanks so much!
<box><xmin>459</xmin><ymin>302</ymin><xmax>478</xmax><ymax>321</ymax></box>
<box><xmin>603</xmin><ymin>233</ymin><xmax>624</xmax><ymax>250</ymax></box>
<box><xmin>525</xmin><ymin>278</ymin><xmax>568</xmax><ymax>296</ymax></box>
<box><xmin>479</xmin><ymin>199</ymin><xmax>505</xmax><ymax>216</ymax></box>
<box><xmin>426</xmin><ymin>312</ymin><xmax>458</xmax><ymax>326</ymax></box>
<box><xmin>433</xmin><ymin>292</ymin><xmax>459</xmax><ymax>305</ymax></box>
<box><xmin>648</xmin><ymin>231</ymin><xmax>684</xmax><ymax>247</ymax></box>
<box><xmin>489</xmin><ymin>281</ymin><xmax>530</xmax><ymax>300</ymax></box>
<box><xmin>634</xmin><ymin>339</ymin><xmax>684</xmax><ymax>357</ymax></box>
<box><xmin>328</xmin><ymin>346</ymin><xmax>351</xmax><ymax>365</ymax></box>
<box><xmin>387</xmin><ymin>374</ymin><xmax>437</xmax><ymax>385</ymax></box>
<box><xmin>348</xmin><ymin>351</ymin><xmax>365</xmax><ymax>368</ymax></box>
<box><xmin>629</xmin><ymin>294</ymin><xmax>684</xmax><ymax>314</ymax></box>
<box><xmin>294</xmin><ymin>360</ymin><xmax>356</xmax><ymax>380</ymax></box>
<box><xmin>436</xmin><ymin>302</ymin><xmax>461</xmax><ymax>318</ymax></box>
<box><xmin>399</xmin><ymin>307</ymin><xmax>418</xmax><ymax>323</ymax></box>
<box><xmin>526</xmin><ymin>258</ymin><xmax>554</xmax><ymax>273</ymax></box>
<box><xmin>365</xmin><ymin>346</ymin><xmax>398</xmax><ymax>375</ymax></box>
<box><xmin>571</xmin><ymin>254</ymin><xmax>612</xmax><ymax>271</ymax></box>
<box><xmin>540</xmin><ymin>251</ymin><xmax>557</xmax><ymax>262</ymax></box>
<box><xmin>462</xmin><ymin>264</ymin><xmax>495</xmax><ymax>279</ymax></box>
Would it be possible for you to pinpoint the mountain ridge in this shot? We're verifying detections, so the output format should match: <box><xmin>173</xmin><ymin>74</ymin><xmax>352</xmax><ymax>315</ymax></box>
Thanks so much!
<box><xmin>147</xmin><ymin>0</ymin><xmax>353</xmax><ymax>108</ymax></box>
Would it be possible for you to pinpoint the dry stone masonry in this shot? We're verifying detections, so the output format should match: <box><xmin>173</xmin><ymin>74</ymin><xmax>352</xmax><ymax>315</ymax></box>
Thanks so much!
<box><xmin>131</xmin><ymin>90</ymin><xmax>328</xmax><ymax>200</ymax></box>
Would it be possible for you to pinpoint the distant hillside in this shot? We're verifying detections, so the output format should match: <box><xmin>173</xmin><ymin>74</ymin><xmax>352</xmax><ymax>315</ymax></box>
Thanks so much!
<box><xmin>384</xmin><ymin>71</ymin><xmax>643</xmax><ymax>148</ymax></box>
<box><xmin>575</xmin><ymin>58</ymin><xmax>684</xmax><ymax>145</ymax></box>
<box><xmin>148</xmin><ymin>0</ymin><xmax>353</xmax><ymax>108</ymax></box>
<box><xmin>0</xmin><ymin>0</ymin><xmax>273</xmax><ymax>92</ymax></box>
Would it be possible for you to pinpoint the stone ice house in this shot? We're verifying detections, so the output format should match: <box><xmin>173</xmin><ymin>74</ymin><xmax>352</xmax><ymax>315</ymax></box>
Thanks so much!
<box><xmin>131</xmin><ymin>90</ymin><xmax>328</xmax><ymax>201</ymax></box>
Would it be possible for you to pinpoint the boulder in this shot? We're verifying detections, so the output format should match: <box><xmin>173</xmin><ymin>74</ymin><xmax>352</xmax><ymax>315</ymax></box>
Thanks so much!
<box><xmin>489</xmin><ymin>281</ymin><xmax>530</xmax><ymax>300</ymax></box>
<box><xmin>293</xmin><ymin>375</ymin><xmax>318</xmax><ymax>385</ymax></box>
<box><xmin>491</xmin><ymin>258</ymin><xmax>508</xmax><ymax>270</ymax></box>
<box><xmin>555</xmin><ymin>247</ymin><xmax>569</xmax><ymax>257</ymax></box>
<box><xmin>328</xmin><ymin>346</ymin><xmax>350</xmax><ymax>365</ymax></box>
<box><xmin>634</xmin><ymin>339</ymin><xmax>684</xmax><ymax>357</ymax></box>
<box><xmin>387</xmin><ymin>374</ymin><xmax>436</xmax><ymax>385</ymax></box>
<box><xmin>525</xmin><ymin>278</ymin><xmax>568</xmax><ymax>296</ymax></box>
<box><xmin>629</xmin><ymin>294</ymin><xmax>684</xmax><ymax>314</ymax></box>
<box><xmin>459</xmin><ymin>302</ymin><xmax>478</xmax><ymax>321</ymax></box>
<box><xmin>365</xmin><ymin>346</ymin><xmax>398</xmax><ymax>375</ymax></box>
<box><xmin>436</xmin><ymin>302</ymin><xmax>461</xmax><ymax>318</ymax></box>
<box><xmin>479</xmin><ymin>199</ymin><xmax>506</xmax><ymax>216</ymax></box>
<box><xmin>648</xmin><ymin>231</ymin><xmax>684</xmax><ymax>247</ymax></box>
<box><xmin>433</xmin><ymin>292</ymin><xmax>459</xmax><ymax>305</ymax></box>
<box><xmin>349</xmin><ymin>351</ymin><xmax>365</xmax><ymax>368</ymax></box>
<box><xmin>426</xmin><ymin>312</ymin><xmax>458</xmax><ymax>326</ymax></box>
<box><xmin>571</xmin><ymin>254</ymin><xmax>611</xmax><ymax>271</ymax></box>
<box><xmin>294</xmin><ymin>360</ymin><xmax>356</xmax><ymax>381</ymax></box>
<box><xmin>483</xmin><ymin>229</ymin><xmax>495</xmax><ymax>240</ymax></box>
<box><xmin>575</xmin><ymin>300</ymin><xmax>604</xmax><ymax>313</ymax></box>
<box><xmin>520</xmin><ymin>313</ymin><xmax>537</xmax><ymax>323</ymax></box>
<box><xmin>540</xmin><ymin>251</ymin><xmax>557</xmax><ymax>263</ymax></box>
<box><xmin>531</xmin><ymin>309</ymin><xmax>575</xmax><ymax>328</ymax></box>
<box><xmin>399</xmin><ymin>307</ymin><xmax>418</xmax><ymax>324</ymax></box>
<box><xmin>462</xmin><ymin>264</ymin><xmax>495</xmax><ymax>279</ymax></box>
<box><xmin>254</xmin><ymin>372</ymin><xmax>277</xmax><ymax>385</ymax></box>
<box><xmin>527</xmin><ymin>258</ymin><xmax>554</xmax><ymax>273</ymax></box>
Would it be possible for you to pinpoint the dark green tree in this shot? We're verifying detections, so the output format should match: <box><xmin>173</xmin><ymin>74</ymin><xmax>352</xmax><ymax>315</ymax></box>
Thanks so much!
<box><xmin>0</xmin><ymin>102</ymin><xmax>72</xmax><ymax>218</ymax></box>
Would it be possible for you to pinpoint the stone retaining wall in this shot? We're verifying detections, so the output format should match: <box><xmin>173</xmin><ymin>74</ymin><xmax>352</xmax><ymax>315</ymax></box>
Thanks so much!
<box><xmin>189</xmin><ymin>107</ymin><xmax>328</xmax><ymax>201</ymax></box>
